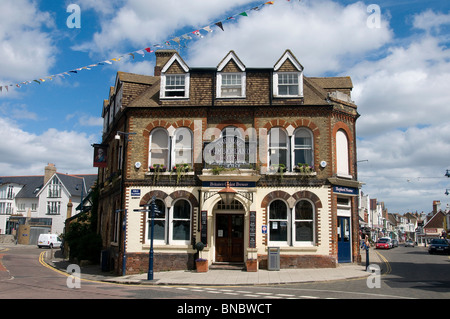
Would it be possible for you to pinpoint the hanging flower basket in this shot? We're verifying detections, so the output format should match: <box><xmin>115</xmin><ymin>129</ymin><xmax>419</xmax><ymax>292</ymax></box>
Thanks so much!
<box><xmin>149</xmin><ymin>164</ymin><xmax>167</xmax><ymax>172</ymax></box>
<box><xmin>294</xmin><ymin>163</ymin><xmax>314</xmax><ymax>174</ymax></box>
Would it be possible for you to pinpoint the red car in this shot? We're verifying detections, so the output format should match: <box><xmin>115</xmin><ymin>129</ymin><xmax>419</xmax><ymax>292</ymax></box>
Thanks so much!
<box><xmin>376</xmin><ymin>238</ymin><xmax>391</xmax><ymax>249</ymax></box>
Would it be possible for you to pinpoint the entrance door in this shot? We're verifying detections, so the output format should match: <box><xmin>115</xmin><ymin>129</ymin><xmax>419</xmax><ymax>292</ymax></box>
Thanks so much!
<box><xmin>337</xmin><ymin>217</ymin><xmax>351</xmax><ymax>263</ymax></box>
<box><xmin>216</xmin><ymin>214</ymin><xmax>244</xmax><ymax>262</ymax></box>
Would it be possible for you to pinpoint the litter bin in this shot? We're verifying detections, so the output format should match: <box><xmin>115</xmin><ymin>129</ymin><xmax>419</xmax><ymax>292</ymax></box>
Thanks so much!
<box><xmin>267</xmin><ymin>247</ymin><xmax>280</xmax><ymax>271</ymax></box>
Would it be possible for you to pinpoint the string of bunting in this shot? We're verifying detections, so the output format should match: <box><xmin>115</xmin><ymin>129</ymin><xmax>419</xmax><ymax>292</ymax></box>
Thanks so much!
<box><xmin>0</xmin><ymin>1</ymin><xmax>282</xmax><ymax>93</ymax></box>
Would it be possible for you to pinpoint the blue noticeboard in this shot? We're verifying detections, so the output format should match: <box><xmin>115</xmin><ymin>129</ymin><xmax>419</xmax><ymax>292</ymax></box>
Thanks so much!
<box><xmin>131</xmin><ymin>189</ymin><xmax>141</xmax><ymax>197</ymax></box>
<box><xmin>333</xmin><ymin>186</ymin><xmax>358</xmax><ymax>196</ymax></box>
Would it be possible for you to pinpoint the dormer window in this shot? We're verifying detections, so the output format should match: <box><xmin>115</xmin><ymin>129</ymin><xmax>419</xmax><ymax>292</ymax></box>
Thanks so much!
<box><xmin>273</xmin><ymin>50</ymin><xmax>304</xmax><ymax>98</ymax></box>
<box><xmin>220</xmin><ymin>73</ymin><xmax>244</xmax><ymax>97</ymax></box>
<box><xmin>164</xmin><ymin>74</ymin><xmax>187</xmax><ymax>97</ymax></box>
<box><xmin>216</xmin><ymin>51</ymin><xmax>246</xmax><ymax>99</ymax></box>
<box><xmin>276</xmin><ymin>73</ymin><xmax>301</xmax><ymax>96</ymax></box>
<box><xmin>160</xmin><ymin>53</ymin><xmax>190</xmax><ymax>99</ymax></box>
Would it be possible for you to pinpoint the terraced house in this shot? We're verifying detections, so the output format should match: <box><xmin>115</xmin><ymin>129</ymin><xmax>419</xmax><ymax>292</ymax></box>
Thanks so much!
<box><xmin>97</xmin><ymin>49</ymin><xmax>362</xmax><ymax>275</ymax></box>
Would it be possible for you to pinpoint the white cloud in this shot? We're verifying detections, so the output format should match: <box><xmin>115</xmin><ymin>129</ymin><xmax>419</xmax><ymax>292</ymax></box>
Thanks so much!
<box><xmin>0</xmin><ymin>117</ymin><xmax>97</xmax><ymax>176</ymax></box>
<box><xmin>74</xmin><ymin>0</ymin><xmax>256</xmax><ymax>54</ymax></box>
<box><xmin>0</xmin><ymin>0</ymin><xmax>57</xmax><ymax>84</ymax></box>
<box><xmin>412</xmin><ymin>9</ymin><xmax>450</xmax><ymax>33</ymax></box>
<box><xmin>186</xmin><ymin>0</ymin><xmax>393</xmax><ymax>74</ymax></box>
<box><xmin>352</xmin><ymin>35</ymin><xmax>450</xmax><ymax>137</ymax></box>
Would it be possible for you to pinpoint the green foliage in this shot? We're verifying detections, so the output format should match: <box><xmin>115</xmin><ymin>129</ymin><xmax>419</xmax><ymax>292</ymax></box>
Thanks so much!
<box><xmin>63</xmin><ymin>186</ymin><xmax>102</xmax><ymax>263</ymax></box>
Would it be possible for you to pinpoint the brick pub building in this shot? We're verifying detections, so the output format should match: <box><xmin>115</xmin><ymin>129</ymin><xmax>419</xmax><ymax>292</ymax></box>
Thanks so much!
<box><xmin>97</xmin><ymin>49</ymin><xmax>361</xmax><ymax>275</ymax></box>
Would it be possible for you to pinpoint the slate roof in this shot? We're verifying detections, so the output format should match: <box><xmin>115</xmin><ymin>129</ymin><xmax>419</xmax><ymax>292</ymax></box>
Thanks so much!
<box><xmin>115</xmin><ymin>72</ymin><xmax>353</xmax><ymax>107</ymax></box>
<box><xmin>0</xmin><ymin>173</ymin><xmax>97</xmax><ymax>199</ymax></box>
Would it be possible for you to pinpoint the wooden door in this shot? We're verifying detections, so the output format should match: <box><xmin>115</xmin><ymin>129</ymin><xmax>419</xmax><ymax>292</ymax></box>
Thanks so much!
<box><xmin>215</xmin><ymin>214</ymin><xmax>244</xmax><ymax>262</ymax></box>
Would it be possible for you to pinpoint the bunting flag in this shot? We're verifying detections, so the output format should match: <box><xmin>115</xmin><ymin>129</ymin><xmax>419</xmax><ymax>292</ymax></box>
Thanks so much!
<box><xmin>0</xmin><ymin>0</ymin><xmax>283</xmax><ymax>93</ymax></box>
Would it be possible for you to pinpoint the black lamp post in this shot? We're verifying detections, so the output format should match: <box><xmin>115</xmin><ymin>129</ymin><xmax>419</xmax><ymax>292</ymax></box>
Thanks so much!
<box><xmin>134</xmin><ymin>196</ymin><xmax>160</xmax><ymax>280</ymax></box>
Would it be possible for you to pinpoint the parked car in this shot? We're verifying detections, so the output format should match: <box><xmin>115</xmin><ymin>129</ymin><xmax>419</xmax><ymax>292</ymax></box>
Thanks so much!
<box><xmin>391</xmin><ymin>239</ymin><xmax>398</xmax><ymax>247</ymax></box>
<box><xmin>376</xmin><ymin>238</ymin><xmax>391</xmax><ymax>249</ymax></box>
<box><xmin>405</xmin><ymin>239</ymin><xmax>415</xmax><ymax>247</ymax></box>
<box><xmin>428</xmin><ymin>238</ymin><xmax>450</xmax><ymax>255</ymax></box>
<box><xmin>37</xmin><ymin>234</ymin><xmax>62</xmax><ymax>248</ymax></box>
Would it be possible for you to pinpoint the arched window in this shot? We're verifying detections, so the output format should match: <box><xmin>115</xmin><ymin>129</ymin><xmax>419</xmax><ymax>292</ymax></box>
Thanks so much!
<box><xmin>294</xmin><ymin>200</ymin><xmax>314</xmax><ymax>245</ymax></box>
<box><xmin>293</xmin><ymin>128</ymin><xmax>313</xmax><ymax>167</ymax></box>
<box><xmin>268</xmin><ymin>200</ymin><xmax>289</xmax><ymax>245</ymax></box>
<box><xmin>268</xmin><ymin>128</ymin><xmax>289</xmax><ymax>170</ymax></box>
<box><xmin>336</xmin><ymin>129</ymin><xmax>349</xmax><ymax>176</ymax></box>
<box><xmin>146</xmin><ymin>199</ymin><xmax>166</xmax><ymax>245</ymax></box>
<box><xmin>149</xmin><ymin>128</ymin><xmax>169</xmax><ymax>169</ymax></box>
<box><xmin>171</xmin><ymin>199</ymin><xmax>191</xmax><ymax>243</ymax></box>
<box><xmin>173</xmin><ymin>128</ymin><xmax>193</xmax><ymax>167</ymax></box>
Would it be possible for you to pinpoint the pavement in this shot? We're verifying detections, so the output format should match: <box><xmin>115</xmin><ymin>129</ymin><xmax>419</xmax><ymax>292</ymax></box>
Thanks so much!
<box><xmin>2</xmin><ymin>243</ymin><xmax>381</xmax><ymax>286</ymax></box>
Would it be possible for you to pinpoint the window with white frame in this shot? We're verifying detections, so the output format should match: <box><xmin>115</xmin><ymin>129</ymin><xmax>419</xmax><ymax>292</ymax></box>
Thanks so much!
<box><xmin>146</xmin><ymin>199</ymin><xmax>166</xmax><ymax>245</ymax></box>
<box><xmin>163</xmin><ymin>74</ymin><xmax>188</xmax><ymax>98</ymax></box>
<box><xmin>173</xmin><ymin>128</ymin><xmax>193</xmax><ymax>167</ymax></box>
<box><xmin>276</xmin><ymin>73</ymin><xmax>301</xmax><ymax>96</ymax></box>
<box><xmin>48</xmin><ymin>177</ymin><xmax>61</xmax><ymax>198</ymax></box>
<box><xmin>336</xmin><ymin>129</ymin><xmax>350</xmax><ymax>177</ymax></box>
<box><xmin>145</xmin><ymin>199</ymin><xmax>191</xmax><ymax>245</ymax></box>
<box><xmin>293</xmin><ymin>128</ymin><xmax>313</xmax><ymax>167</ymax></box>
<box><xmin>217</xmin><ymin>73</ymin><xmax>245</xmax><ymax>98</ymax></box>
<box><xmin>47</xmin><ymin>201</ymin><xmax>60</xmax><ymax>215</ymax></box>
<box><xmin>268</xmin><ymin>199</ymin><xmax>316</xmax><ymax>247</ymax></box>
<box><xmin>171</xmin><ymin>199</ymin><xmax>191</xmax><ymax>243</ymax></box>
<box><xmin>268</xmin><ymin>200</ymin><xmax>289</xmax><ymax>245</ymax></box>
<box><xmin>149</xmin><ymin>128</ymin><xmax>169</xmax><ymax>169</ymax></box>
<box><xmin>293</xmin><ymin>200</ymin><xmax>315</xmax><ymax>245</ymax></box>
<box><xmin>268</xmin><ymin>128</ymin><xmax>289</xmax><ymax>170</ymax></box>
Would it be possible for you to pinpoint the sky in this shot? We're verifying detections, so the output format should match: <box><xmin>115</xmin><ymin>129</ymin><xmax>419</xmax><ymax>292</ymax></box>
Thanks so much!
<box><xmin>1</xmin><ymin>0</ymin><xmax>450</xmax><ymax>214</ymax></box>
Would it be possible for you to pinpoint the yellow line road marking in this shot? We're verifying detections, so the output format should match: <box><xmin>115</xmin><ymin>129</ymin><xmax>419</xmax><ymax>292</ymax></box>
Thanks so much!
<box><xmin>38</xmin><ymin>252</ymin><xmax>135</xmax><ymax>286</ymax></box>
<box><xmin>374</xmin><ymin>250</ymin><xmax>391</xmax><ymax>275</ymax></box>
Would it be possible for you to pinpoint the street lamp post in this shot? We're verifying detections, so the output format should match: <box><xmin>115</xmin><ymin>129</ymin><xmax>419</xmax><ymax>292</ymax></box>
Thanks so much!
<box><xmin>134</xmin><ymin>196</ymin><xmax>160</xmax><ymax>280</ymax></box>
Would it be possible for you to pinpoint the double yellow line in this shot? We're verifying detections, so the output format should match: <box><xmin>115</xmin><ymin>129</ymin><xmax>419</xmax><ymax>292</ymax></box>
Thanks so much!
<box><xmin>38</xmin><ymin>252</ymin><xmax>138</xmax><ymax>286</ymax></box>
<box><xmin>374</xmin><ymin>250</ymin><xmax>392</xmax><ymax>275</ymax></box>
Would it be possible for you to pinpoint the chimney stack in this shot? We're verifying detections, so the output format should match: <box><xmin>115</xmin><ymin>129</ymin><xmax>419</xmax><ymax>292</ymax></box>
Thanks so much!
<box><xmin>44</xmin><ymin>163</ymin><xmax>57</xmax><ymax>184</ymax></box>
<box><xmin>154</xmin><ymin>50</ymin><xmax>177</xmax><ymax>76</ymax></box>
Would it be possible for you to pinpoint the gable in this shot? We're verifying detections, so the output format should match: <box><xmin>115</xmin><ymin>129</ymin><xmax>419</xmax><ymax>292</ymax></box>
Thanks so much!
<box><xmin>274</xmin><ymin>50</ymin><xmax>303</xmax><ymax>72</ymax></box>
<box><xmin>161</xmin><ymin>53</ymin><xmax>189</xmax><ymax>73</ymax></box>
<box><xmin>217</xmin><ymin>51</ymin><xmax>245</xmax><ymax>72</ymax></box>
<box><xmin>277</xmin><ymin>59</ymin><xmax>299</xmax><ymax>72</ymax></box>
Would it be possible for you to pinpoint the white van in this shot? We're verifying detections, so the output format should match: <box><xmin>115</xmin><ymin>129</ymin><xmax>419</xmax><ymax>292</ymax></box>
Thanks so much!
<box><xmin>37</xmin><ymin>234</ymin><xmax>62</xmax><ymax>248</ymax></box>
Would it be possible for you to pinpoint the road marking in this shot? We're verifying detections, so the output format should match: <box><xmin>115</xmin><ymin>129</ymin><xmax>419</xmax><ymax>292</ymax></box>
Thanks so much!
<box><xmin>0</xmin><ymin>255</ymin><xmax>7</xmax><ymax>272</ymax></box>
<box><xmin>276</xmin><ymin>293</ymin><xmax>295</xmax><ymax>297</ymax></box>
<box><xmin>374</xmin><ymin>250</ymin><xmax>392</xmax><ymax>275</ymax></box>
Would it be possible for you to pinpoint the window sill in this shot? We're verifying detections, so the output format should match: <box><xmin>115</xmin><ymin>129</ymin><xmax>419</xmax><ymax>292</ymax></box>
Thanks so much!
<box><xmin>273</xmin><ymin>95</ymin><xmax>303</xmax><ymax>99</ymax></box>
<box><xmin>144</xmin><ymin>171</ymin><xmax>194</xmax><ymax>176</ymax></box>
<box><xmin>160</xmin><ymin>96</ymin><xmax>189</xmax><ymax>100</ymax></box>
<box><xmin>142</xmin><ymin>244</ymin><xmax>194</xmax><ymax>252</ymax></box>
<box><xmin>265</xmin><ymin>171</ymin><xmax>317</xmax><ymax>176</ymax></box>
<box><xmin>215</xmin><ymin>96</ymin><xmax>246</xmax><ymax>99</ymax></box>
<box><xmin>266</xmin><ymin>246</ymin><xmax>317</xmax><ymax>253</ymax></box>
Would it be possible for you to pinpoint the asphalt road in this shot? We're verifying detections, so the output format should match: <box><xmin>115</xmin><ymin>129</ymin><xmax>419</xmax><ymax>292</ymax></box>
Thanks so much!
<box><xmin>0</xmin><ymin>244</ymin><xmax>448</xmax><ymax>303</ymax></box>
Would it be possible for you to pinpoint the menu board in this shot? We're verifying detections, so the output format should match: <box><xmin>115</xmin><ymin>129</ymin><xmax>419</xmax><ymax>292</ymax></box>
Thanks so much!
<box><xmin>249</xmin><ymin>211</ymin><xmax>256</xmax><ymax>248</ymax></box>
<box><xmin>201</xmin><ymin>210</ymin><xmax>208</xmax><ymax>246</ymax></box>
